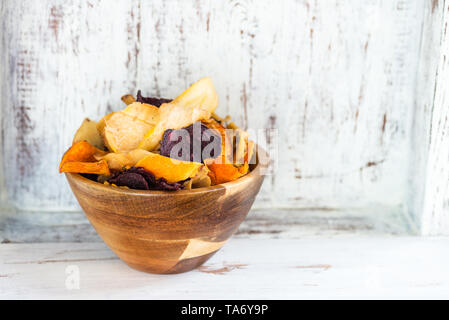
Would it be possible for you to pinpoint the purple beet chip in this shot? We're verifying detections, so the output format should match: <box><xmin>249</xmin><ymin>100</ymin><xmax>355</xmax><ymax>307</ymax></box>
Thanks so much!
<box><xmin>126</xmin><ymin>166</ymin><xmax>156</xmax><ymax>185</ymax></box>
<box><xmin>160</xmin><ymin>122</ymin><xmax>222</xmax><ymax>163</ymax></box>
<box><xmin>107</xmin><ymin>167</ymin><xmax>186</xmax><ymax>191</ymax></box>
<box><xmin>136</xmin><ymin>90</ymin><xmax>172</xmax><ymax>107</ymax></box>
<box><xmin>108</xmin><ymin>172</ymin><xmax>149</xmax><ymax>190</ymax></box>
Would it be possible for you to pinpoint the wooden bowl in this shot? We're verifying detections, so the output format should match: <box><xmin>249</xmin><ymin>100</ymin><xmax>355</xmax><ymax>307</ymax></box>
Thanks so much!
<box><xmin>65</xmin><ymin>149</ymin><xmax>267</xmax><ymax>274</ymax></box>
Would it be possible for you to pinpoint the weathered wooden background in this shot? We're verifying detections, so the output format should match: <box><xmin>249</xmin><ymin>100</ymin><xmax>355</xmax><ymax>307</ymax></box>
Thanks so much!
<box><xmin>0</xmin><ymin>0</ymin><xmax>448</xmax><ymax>235</ymax></box>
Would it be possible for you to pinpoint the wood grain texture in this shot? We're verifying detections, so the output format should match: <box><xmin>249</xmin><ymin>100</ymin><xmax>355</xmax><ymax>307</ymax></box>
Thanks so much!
<box><xmin>420</xmin><ymin>0</ymin><xmax>449</xmax><ymax>235</ymax></box>
<box><xmin>0</xmin><ymin>207</ymin><xmax>410</xmax><ymax>244</ymax></box>
<box><xmin>64</xmin><ymin>154</ymin><xmax>265</xmax><ymax>273</ymax></box>
<box><xmin>0</xmin><ymin>1</ymin><xmax>439</xmax><ymax>232</ymax></box>
<box><xmin>2</xmin><ymin>238</ymin><xmax>449</xmax><ymax>299</ymax></box>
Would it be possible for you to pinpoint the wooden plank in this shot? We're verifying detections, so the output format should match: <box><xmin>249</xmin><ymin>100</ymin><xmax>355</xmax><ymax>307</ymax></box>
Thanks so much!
<box><xmin>1</xmin><ymin>237</ymin><xmax>449</xmax><ymax>299</ymax></box>
<box><xmin>408</xmin><ymin>0</ymin><xmax>445</xmax><ymax>234</ymax></box>
<box><xmin>0</xmin><ymin>208</ymin><xmax>409</xmax><ymax>244</ymax></box>
<box><xmin>421</xmin><ymin>0</ymin><xmax>449</xmax><ymax>235</ymax></box>
<box><xmin>0</xmin><ymin>0</ymin><xmax>427</xmax><ymax>221</ymax></box>
<box><xmin>1</xmin><ymin>0</ymin><xmax>142</xmax><ymax>210</ymax></box>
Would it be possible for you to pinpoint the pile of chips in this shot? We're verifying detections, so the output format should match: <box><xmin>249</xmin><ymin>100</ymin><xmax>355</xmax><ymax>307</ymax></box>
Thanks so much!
<box><xmin>59</xmin><ymin>78</ymin><xmax>254</xmax><ymax>190</ymax></box>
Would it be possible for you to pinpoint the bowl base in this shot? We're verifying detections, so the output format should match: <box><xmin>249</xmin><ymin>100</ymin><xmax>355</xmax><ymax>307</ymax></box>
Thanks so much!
<box><xmin>123</xmin><ymin>250</ymin><xmax>218</xmax><ymax>274</ymax></box>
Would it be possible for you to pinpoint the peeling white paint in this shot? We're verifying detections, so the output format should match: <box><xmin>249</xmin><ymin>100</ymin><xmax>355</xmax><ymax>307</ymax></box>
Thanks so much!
<box><xmin>421</xmin><ymin>0</ymin><xmax>449</xmax><ymax>236</ymax></box>
<box><xmin>0</xmin><ymin>0</ymin><xmax>447</xmax><ymax>234</ymax></box>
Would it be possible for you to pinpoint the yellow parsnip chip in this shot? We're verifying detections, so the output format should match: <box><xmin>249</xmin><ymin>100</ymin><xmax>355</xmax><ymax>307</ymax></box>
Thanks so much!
<box><xmin>72</xmin><ymin>118</ymin><xmax>104</xmax><ymax>150</ymax></box>
<box><xmin>95</xmin><ymin>149</ymin><xmax>151</xmax><ymax>171</ymax></box>
<box><xmin>234</xmin><ymin>129</ymin><xmax>249</xmax><ymax>165</ymax></box>
<box><xmin>97</xmin><ymin>102</ymin><xmax>159</xmax><ymax>152</ymax></box>
<box><xmin>191</xmin><ymin>165</ymin><xmax>212</xmax><ymax>188</ymax></box>
<box><xmin>139</xmin><ymin>77</ymin><xmax>218</xmax><ymax>151</ymax></box>
<box><xmin>122</xmin><ymin>102</ymin><xmax>159</xmax><ymax>125</ymax></box>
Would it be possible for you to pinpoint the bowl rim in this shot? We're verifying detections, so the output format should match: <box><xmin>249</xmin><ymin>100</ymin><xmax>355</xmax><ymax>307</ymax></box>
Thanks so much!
<box><xmin>66</xmin><ymin>147</ymin><xmax>268</xmax><ymax>196</ymax></box>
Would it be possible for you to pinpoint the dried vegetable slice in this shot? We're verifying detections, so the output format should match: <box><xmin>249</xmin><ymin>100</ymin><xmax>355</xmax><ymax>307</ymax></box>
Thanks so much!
<box><xmin>191</xmin><ymin>165</ymin><xmax>212</xmax><ymax>188</ymax></box>
<box><xmin>139</xmin><ymin>77</ymin><xmax>218</xmax><ymax>151</ymax></box>
<box><xmin>94</xmin><ymin>149</ymin><xmax>151</xmax><ymax>171</ymax></box>
<box><xmin>72</xmin><ymin>118</ymin><xmax>105</xmax><ymax>150</ymax></box>
<box><xmin>60</xmin><ymin>159</ymin><xmax>110</xmax><ymax>176</ymax></box>
<box><xmin>160</xmin><ymin>122</ymin><xmax>222</xmax><ymax>163</ymax></box>
<box><xmin>97</xmin><ymin>102</ymin><xmax>159</xmax><ymax>153</ymax></box>
<box><xmin>121</xmin><ymin>94</ymin><xmax>136</xmax><ymax>105</ymax></box>
<box><xmin>206</xmin><ymin>162</ymin><xmax>246</xmax><ymax>185</ymax></box>
<box><xmin>107</xmin><ymin>166</ymin><xmax>186</xmax><ymax>191</ymax></box>
<box><xmin>135</xmin><ymin>153</ymin><xmax>202</xmax><ymax>183</ymax></box>
<box><xmin>60</xmin><ymin>77</ymin><xmax>255</xmax><ymax>190</ymax></box>
<box><xmin>136</xmin><ymin>90</ymin><xmax>172</xmax><ymax>107</ymax></box>
<box><xmin>202</xmin><ymin>117</ymin><xmax>254</xmax><ymax>184</ymax></box>
<box><xmin>59</xmin><ymin>140</ymin><xmax>107</xmax><ymax>173</ymax></box>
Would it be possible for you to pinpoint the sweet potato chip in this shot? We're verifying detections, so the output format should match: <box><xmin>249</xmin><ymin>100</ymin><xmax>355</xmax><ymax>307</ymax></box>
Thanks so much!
<box><xmin>60</xmin><ymin>160</ymin><xmax>110</xmax><ymax>176</ymax></box>
<box><xmin>139</xmin><ymin>77</ymin><xmax>219</xmax><ymax>151</ymax></box>
<box><xmin>206</xmin><ymin>162</ymin><xmax>245</xmax><ymax>185</ymax></box>
<box><xmin>204</xmin><ymin>132</ymin><xmax>253</xmax><ymax>184</ymax></box>
<box><xmin>245</xmin><ymin>140</ymin><xmax>255</xmax><ymax>164</ymax></box>
<box><xmin>59</xmin><ymin>141</ymin><xmax>107</xmax><ymax>173</ymax></box>
<box><xmin>135</xmin><ymin>153</ymin><xmax>202</xmax><ymax>183</ymax></box>
<box><xmin>238</xmin><ymin>162</ymin><xmax>249</xmax><ymax>175</ymax></box>
<box><xmin>202</xmin><ymin>118</ymin><xmax>232</xmax><ymax>161</ymax></box>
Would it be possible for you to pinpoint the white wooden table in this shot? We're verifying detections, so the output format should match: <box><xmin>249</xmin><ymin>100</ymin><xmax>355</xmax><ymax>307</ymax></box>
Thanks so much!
<box><xmin>1</xmin><ymin>236</ymin><xmax>448</xmax><ymax>299</ymax></box>
<box><xmin>2</xmin><ymin>209</ymin><xmax>447</xmax><ymax>299</ymax></box>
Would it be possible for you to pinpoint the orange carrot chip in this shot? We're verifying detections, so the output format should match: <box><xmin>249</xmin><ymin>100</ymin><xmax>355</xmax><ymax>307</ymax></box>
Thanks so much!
<box><xmin>135</xmin><ymin>153</ymin><xmax>202</xmax><ymax>183</ymax></box>
<box><xmin>206</xmin><ymin>162</ymin><xmax>245</xmax><ymax>185</ymax></box>
<box><xmin>60</xmin><ymin>160</ymin><xmax>110</xmax><ymax>176</ymax></box>
<box><xmin>59</xmin><ymin>140</ymin><xmax>107</xmax><ymax>173</ymax></box>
